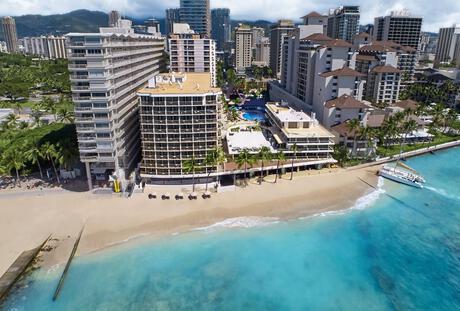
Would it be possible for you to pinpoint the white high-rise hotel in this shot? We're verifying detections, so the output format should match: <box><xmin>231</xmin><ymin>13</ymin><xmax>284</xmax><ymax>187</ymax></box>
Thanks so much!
<box><xmin>67</xmin><ymin>21</ymin><xmax>165</xmax><ymax>189</ymax></box>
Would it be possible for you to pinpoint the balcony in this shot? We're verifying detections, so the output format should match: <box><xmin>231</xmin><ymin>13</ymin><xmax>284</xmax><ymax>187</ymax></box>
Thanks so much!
<box><xmin>70</xmin><ymin>74</ymin><xmax>88</xmax><ymax>80</ymax></box>
<box><xmin>75</xmin><ymin>106</ymin><xmax>93</xmax><ymax>112</ymax></box>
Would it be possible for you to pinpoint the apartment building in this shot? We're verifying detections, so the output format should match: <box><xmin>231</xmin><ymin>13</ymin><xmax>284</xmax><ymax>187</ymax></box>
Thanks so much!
<box><xmin>211</xmin><ymin>8</ymin><xmax>231</xmax><ymax>51</ymax></box>
<box><xmin>23</xmin><ymin>36</ymin><xmax>67</xmax><ymax>59</ymax></box>
<box><xmin>67</xmin><ymin>22</ymin><xmax>165</xmax><ymax>189</ymax></box>
<box><xmin>179</xmin><ymin>0</ymin><xmax>211</xmax><ymax>36</ymax></box>
<box><xmin>235</xmin><ymin>25</ymin><xmax>253</xmax><ymax>71</ymax></box>
<box><xmin>367</xmin><ymin>65</ymin><xmax>401</xmax><ymax>104</ymax></box>
<box><xmin>327</xmin><ymin>6</ymin><xmax>360</xmax><ymax>42</ymax></box>
<box><xmin>373</xmin><ymin>11</ymin><xmax>423</xmax><ymax>50</ymax></box>
<box><xmin>169</xmin><ymin>28</ymin><xmax>217</xmax><ymax>87</ymax></box>
<box><xmin>269</xmin><ymin>20</ymin><xmax>295</xmax><ymax>76</ymax></box>
<box><xmin>138</xmin><ymin>73</ymin><xmax>222</xmax><ymax>184</ymax></box>
<box><xmin>254</xmin><ymin>37</ymin><xmax>270</xmax><ymax>66</ymax></box>
<box><xmin>1</xmin><ymin>16</ymin><xmax>19</xmax><ymax>53</ymax></box>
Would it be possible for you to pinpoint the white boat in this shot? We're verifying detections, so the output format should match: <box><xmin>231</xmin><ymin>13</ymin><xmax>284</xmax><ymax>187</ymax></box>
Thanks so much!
<box><xmin>379</xmin><ymin>162</ymin><xmax>425</xmax><ymax>188</ymax></box>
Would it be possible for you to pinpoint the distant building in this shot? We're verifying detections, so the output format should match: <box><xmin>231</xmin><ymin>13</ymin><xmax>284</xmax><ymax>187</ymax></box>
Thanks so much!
<box><xmin>23</xmin><ymin>36</ymin><xmax>67</xmax><ymax>59</ymax></box>
<box><xmin>254</xmin><ymin>37</ymin><xmax>270</xmax><ymax>66</ymax></box>
<box><xmin>0</xmin><ymin>41</ymin><xmax>7</xmax><ymax>53</ymax></box>
<box><xmin>145</xmin><ymin>18</ymin><xmax>161</xmax><ymax>35</ymax></box>
<box><xmin>169</xmin><ymin>25</ymin><xmax>217</xmax><ymax>87</ymax></box>
<box><xmin>251</xmin><ymin>27</ymin><xmax>265</xmax><ymax>48</ymax></box>
<box><xmin>1</xmin><ymin>16</ymin><xmax>19</xmax><ymax>53</ymax></box>
<box><xmin>327</xmin><ymin>6</ymin><xmax>360</xmax><ymax>42</ymax></box>
<box><xmin>165</xmin><ymin>8</ymin><xmax>181</xmax><ymax>35</ymax></box>
<box><xmin>108</xmin><ymin>10</ymin><xmax>121</xmax><ymax>27</ymax></box>
<box><xmin>67</xmin><ymin>21</ymin><xmax>165</xmax><ymax>190</ymax></box>
<box><xmin>179</xmin><ymin>0</ymin><xmax>211</xmax><ymax>36</ymax></box>
<box><xmin>138</xmin><ymin>73</ymin><xmax>221</xmax><ymax>183</ymax></box>
<box><xmin>269</xmin><ymin>20</ymin><xmax>295</xmax><ymax>76</ymax></box>
<box><xmin>301</xmin><ymin>11</ymin><xmax>328</xmax><ymax>34</ymax></box>
<box><xmin>435</xmin><ymin>25</ymin><xmax>460</xmax><ymax>68</ymax></box>
<box><xmin>235</xmin><ymin>25</ymin><xmax>253</xmax><ymax>71</ymax></box>
<box><xmin>211</xmin><ymin>8</ymin><xmax>230</xmax><ymax>51</ymax></box>
<box><xmin>373</xmin><ymin>11</ymin><xmax>423</xmax><ymax>50</ymax></box>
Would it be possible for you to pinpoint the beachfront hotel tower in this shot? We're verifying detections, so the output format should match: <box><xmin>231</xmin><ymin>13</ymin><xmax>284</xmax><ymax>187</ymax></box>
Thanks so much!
<box><xmin>1</xmin><ymin>16</ymin><xmax>19</xmax><ymax>53</ymax></box>
<box><xmin>138</xmin><ymin>73</ymin><xmax>222</xmax><ymax>184</ymax></box>
<box><xmin>67</xmin><ymin>21</ymin><xmax>165</xmax><ymax>189</ymax></box>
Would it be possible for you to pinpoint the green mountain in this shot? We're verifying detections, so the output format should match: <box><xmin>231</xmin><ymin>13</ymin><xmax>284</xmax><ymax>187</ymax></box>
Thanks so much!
<box><xmin>1</xmin><ymin>10</ymin><xmax>108</xmax><ymax>39</ymax></box>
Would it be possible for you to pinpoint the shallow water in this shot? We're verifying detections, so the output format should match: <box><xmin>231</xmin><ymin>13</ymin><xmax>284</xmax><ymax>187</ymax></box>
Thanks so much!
<box><xmin>3</xmin><ymin>147</ymin><xmax>460</xmax><ymax>311</ymax></box>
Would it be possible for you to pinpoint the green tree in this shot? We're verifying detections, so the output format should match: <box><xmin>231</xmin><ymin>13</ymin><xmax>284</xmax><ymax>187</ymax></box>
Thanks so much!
<box><xmin>41</xmin><ymin>142</ymin><xmax>60</xmax><ymax>183</ymax></box>
<box><xmin>25</xmin><ymin>144</ymin><xmax>44</xmax><ymax>179</ymax></box>
<box><xmin>346</xmin><ymin>119</ymin><xmax>361</xmax><ymax>157</ymax></box>
<box><xmin>289</xmin><ymin>144</ymin><xmax>298</xmax><ymax>181</ymax></box>
<box><xmin>236</xmin><ymin>148</ymin><xmax>255</xmax><ymax>186</ymax></box>
<box><xmin>3</xmin><ymin>148</ymin><xmax>25</xmax><ymax>187</ymax></box>
<box><xmin>204</xmin><ymin>147</ymin><xmax>226</xmax><ymax>191</ymax></box>
<box><xmin>274</xmin><ymin>150</ymin><xmax>286</xmax><ymax>183</ymax></box>
<box><xmin>57</xmin><ymin>106</ymin><xmax>74</xmax><ymax>123</ymax></box>
<box><xmin>183</xmin><ymin>156</ymin><xmax>199</xmax><ymax>193</ymax></box>
<box><xmin>257</xmin><ymin>146</ymin><xmax>272</xmax><ymax>184</ymax></box>
<box><xmin>333</xmin><ymin>145</ymin><xmax>349</xmax><ymax>166</ymax></box>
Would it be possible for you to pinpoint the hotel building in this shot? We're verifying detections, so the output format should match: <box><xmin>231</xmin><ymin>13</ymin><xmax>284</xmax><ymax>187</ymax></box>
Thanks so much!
<box><xmin>373</xmin><ymin>11</ymin><xmax>423</xmax><ymax>50</ymax></box>
<box><xmin>67</xmin><ymin>22</ymin><xmax>165</xmax><ymax>189</ymax></box>
<box><xmin>179</xmin><ymin>0</ymin><xmax>211</xmax><ymax>36</ymax></box>
<box><xmin>269</xmin><ymin>20</ymin><xmax>295</xmax><ymax>76</ymax></box>
<box><xmin>235</xmin><ymin>25</ymin><xmax>253</xmax><ymax>71</ymax></box>
<box><xmin>327</xmin><ymin>6</ymin><xmax>360</xmax><ymax>42</ymax></box>
<box><xmin>169</xmin><ymin>28</ymin><xmax>217</xmax><ymax>87</ymax></box>
<box><xmin>138</xmin><ymin>73</ymin><xmax>222</xmax><ymax>184</ymax></box>
<box><xmin>435</xmin><ymin>25</ymin><xmax>460</xmax><ymax>67</ymax></box>
<box><xmin>1</xmin><ymin>16</ymin><xmax>19</xmax><ymax>53</ymax></box>
<box><xmin>211</xmin><ymin>8</ymin><xmax>231</xmax><ymax>51</ymax></box>
<box><xmin>23</xmin><ymin>36</ymin><xmax>67</xmax><ymax>59</ymax></box>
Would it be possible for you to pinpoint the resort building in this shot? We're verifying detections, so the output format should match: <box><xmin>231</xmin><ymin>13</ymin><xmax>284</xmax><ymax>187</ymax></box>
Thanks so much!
<box><xmin>327</xmin><ymin>6</ymin><xmax>360</xmax><ymax>42</ymax></box>
<box><xmin>322</xmin><ymin>94</ymin><xmax>372</xmax><ymax>128</ymax></box>
<box><xmin>23</xmin><ymin>36</ymin><xmax>67</xmax><ymax>59</ymax></box>
<box><xmin>435</xmin><ymin>25</ymin><xmax>460</xmax><ymax>68</ymax></box>
<box><xmin>138</xmin><ymin>73</ymin><xmax>222</xmax><ymax>184</ymax></box>
<box><xmin>269</xmin><ymin>20</ymin><xmax>295</xmax><ymax>76</ymax></box>
<box><xmin>373</xmin><ymin>11</ymin><xmax>423</xmax><ymax>50</ymax></box>
<box><xmin>235</xmin><ymin>25</ymin><xmax>253</xmax><ymax>71</ymax></box>
<box><xmin>169</xmin><ymin>27</ymin><xmax>217</xmax><ymax>87</ymax></box>
<box><xmin>366</xmin><ymin>65</ymin><xmax>401</xmax><ymax>104</ymax></box>
<box><xmin>1</xmin><ymin>16</ymin><xmax>19</xmax><ymax>53</ymax></box>
<box><xmin>179</xmin><ymin>0</ymin><xmax>211</xmax><ymax>36</ymax></box>
<box><xmin>211</xmin><ymin>8</ymin><xmax>231</xmax><ymax>51</ymax></box>
<box><xmin>67</xmin><ymin>21</ymin><xmax>165</xmax><ymax>190</ymax></box>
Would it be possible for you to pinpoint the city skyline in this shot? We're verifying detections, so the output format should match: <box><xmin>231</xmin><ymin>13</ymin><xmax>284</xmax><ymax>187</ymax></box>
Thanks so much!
<box><xmin>0</xmin><ymin>0</ymin><xmax>459</xmax><ymax>32</ymax></box>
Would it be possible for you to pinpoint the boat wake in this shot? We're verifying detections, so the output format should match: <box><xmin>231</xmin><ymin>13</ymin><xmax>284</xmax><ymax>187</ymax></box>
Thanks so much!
<box><xmin>425</xmin><ymin>186</ymin><xmax>460</xmax><ymax>201</ymax></box>
<box><xmin>193</xmin><ymin>217</ymin><xmax>280</xmax><ymax>231</ymax></box>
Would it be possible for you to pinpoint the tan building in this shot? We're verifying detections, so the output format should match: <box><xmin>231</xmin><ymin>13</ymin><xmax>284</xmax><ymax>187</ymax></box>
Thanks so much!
<box><xmin>235</xmin><ymin>25</ymin><xmax>253</xmax><ymax>71</ymax></box>
<box><xmin>1</xmin><ymin>16</ymin><xmax>18</xmax><ymax>53</ymax></box>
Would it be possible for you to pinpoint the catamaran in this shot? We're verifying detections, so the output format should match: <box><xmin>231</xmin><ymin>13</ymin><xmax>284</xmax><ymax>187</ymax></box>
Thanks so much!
<box><xmin>379</xmin><ymin>161</ymin><xmax>426</xmax><ymax>188</ymax></box>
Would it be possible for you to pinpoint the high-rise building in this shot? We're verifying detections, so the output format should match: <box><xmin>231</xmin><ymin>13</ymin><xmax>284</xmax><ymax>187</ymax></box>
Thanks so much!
<box><xmin>269</xmin><ymin>20</ymin><xmax>295</xmax><ymax>76</ymax></box>
<box><xmin>251</xmin><ymin>27</ymin><xmax>265</xmax><ymax>48</ymax></box>
<box><xmin>138</xmin><ymin>73</ymin><xmax>222</xmax><ymax>184</ymax></box>
<box><xmin>179</xmin><ymin>0</ymin><xmax>211</xmax><ymax>36</ymax></box>
<box><xmin>165</xmin><ymin>8</ymin><xmax>181</xmax><ymax>35</ymax></box>
<box><xmin>235</xmin><ymin>25</ymin><xmax>253</xmax><ymax>71</ymax></box>
<box><xmin>211</xmin><ymin>8</ymin><xmax>230</xmax><ymax>51</ymax></box>
<box><xmin>23</xmin><ymin>36</ymin><xmax>67</xmax><ymax>59</ymax></box>
<box><xmin>373</xmin><ymin>11</ymin><xmax>423</xmax><ymax>50</ymax></box>
<box><xmin>254</xmin><ymin>37</ymin><xmax>270</xmax><ymax>66</ymax></box>
<box><xmin>301</xmin><ymin>11</ymin><xmax>328</xmax><ymax>34</ymax></box>
<box><xmin>327</xmin><ymin>6</ymin><xmax>360</xmax><ymax>42</ymax></box>
<box><xmin>108</xmin><ymin>10</ymin><xmax>121</xmax><ymax>27</ymax></box>
<box><xmin>434</xmin><ymin>25</ymin><xmax>460</xmax><ymax>67</ymax></box>
<box><xmin>66</xmin><ymin>22</ymin><xmax>165</xmax><ymax>190</ymax></box>
<box><xmin>145</xmin><ymin>18</ymin><xmax>161</xmax><ymax>35</ymax></box>
<box><xmin>169</xmin><ymin>27</ymin><xmax>217</xmax><ymax>87</ymax></box>
<box><xmin>1</xmin><ymin>16</ymin><xmax>19</xmax><ymax>53</ymax></box>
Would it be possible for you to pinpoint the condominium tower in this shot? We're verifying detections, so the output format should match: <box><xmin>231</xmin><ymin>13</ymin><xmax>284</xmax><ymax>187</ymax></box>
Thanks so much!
<box><xmin>165</xmin><ymin>8</ymin><xmax>181</xmax><ymax>35</ymax></box>
<box><xmin>211</xmin><ymin>8</ymin><xmax>231</xmax><ymax>51</ymax></box>
<box><xmin>373</xmin><ymin>11</ymin><xmax>423</xmax><ymax>49</ymax></box>
<box><xmin>1</xmin><ymin>16</ymin><xmax>19</xmax><ymax>53</ymax></box>
<box><xmin>327</xmin><ymin>6</ymin><xmax>360</xmax><ymax>42</ymax></box>
<box><xmin>23</xmin><ymin>36</ymin><xmax>67</xmax><ymax>59</ymax></box>
<box><xmin>138</xmin><ymin>73</ymin><xmax>221</xmax><ymax>183</ymax></box>
<box><xmin>269</xmin><ymin>20</ymin><xmax>295</xmax><ymax>76</ymax></box>
<box><xmin>179</xmin><ymin>0</ymin><xmax>211</xmax><ymax>36</ymax></box>
<box><xmin>235</xmin><ymin>25</ymin><xmax>253</xmax><ymax>71</ymax></box>
<box><xmin>434</xmin><ymin>25</ymin><xmax>460</xmax><ymax>67</ymax></box>
<box><xmin>169</xmin><ymin>30</ymin><xmax>217</xmax><ymax>87</ymax></box>
<box><xmin>67</xmin><ymin>22</ymin><xmax>165</xmax><ymax>189</ymax></box>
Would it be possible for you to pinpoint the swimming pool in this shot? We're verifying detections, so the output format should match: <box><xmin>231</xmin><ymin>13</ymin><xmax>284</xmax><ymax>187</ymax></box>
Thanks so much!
<box><xmin>242</xmin><ymin>111</ymin><xmax>266</xmax><ymax>122</ymax></box>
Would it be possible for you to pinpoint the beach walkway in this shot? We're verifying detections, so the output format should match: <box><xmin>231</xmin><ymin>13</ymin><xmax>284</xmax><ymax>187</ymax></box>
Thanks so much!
<box><xmin>0</xmin><ymin>236</ymin><xmax>50</xmax><ymax>301</ymax></box>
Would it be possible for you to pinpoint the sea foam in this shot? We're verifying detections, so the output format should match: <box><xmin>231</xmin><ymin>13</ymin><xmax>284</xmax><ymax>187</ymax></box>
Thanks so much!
<box><xmin>193</xmin><ymin>216</ymin><xmax>280</xmax><ymax>231</ymax></box>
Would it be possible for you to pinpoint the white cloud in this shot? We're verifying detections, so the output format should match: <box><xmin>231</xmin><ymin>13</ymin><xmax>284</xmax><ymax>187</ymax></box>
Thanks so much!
<box><xmin>0</xmin><ymin>0</ymin><xmax>459</xmax><ymax>32</ymax></box>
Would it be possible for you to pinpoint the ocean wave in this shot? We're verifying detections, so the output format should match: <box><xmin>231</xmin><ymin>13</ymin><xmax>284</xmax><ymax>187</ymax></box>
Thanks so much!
<box><xmin>426</xmin><ymin>186</ymin><xmax>460</xmax><ymax>201</ymax></box>
<box><xmin>352</xmin><ymin>177</ymin><xmax>386</xmax><ymax>210</ymax></box>
<box><xmin>193</xmin><ymin>217</ymin><xmax>280</xmax><ymax>231</ymax></box>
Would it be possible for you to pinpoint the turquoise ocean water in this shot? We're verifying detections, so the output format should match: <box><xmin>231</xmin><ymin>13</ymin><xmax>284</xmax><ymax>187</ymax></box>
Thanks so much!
<box><xmin>2</xmin><ymin>147</ymin><xmax>460</xmax><ymax>311</ymax></box>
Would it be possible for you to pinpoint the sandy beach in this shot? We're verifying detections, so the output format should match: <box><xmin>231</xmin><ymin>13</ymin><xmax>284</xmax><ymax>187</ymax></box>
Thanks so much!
<box><xmin>0</xmin><ymin>167</ymin><xmax>379</xmax><ymax>276</ymax></box>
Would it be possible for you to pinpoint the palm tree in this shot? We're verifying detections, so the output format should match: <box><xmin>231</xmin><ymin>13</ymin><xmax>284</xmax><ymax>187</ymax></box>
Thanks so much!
<box><xmin>204</xmin><ymin>148</ymin><xmax>226</xmax><ymax>191</ymax></box>
<box><xmin>57</xmin><ymin>107</ymin><xmax>74</xmax><ymax>123</ymax></box>
<box><xmin>41</xmin><ymin>142</ymin><xmax>60</xmax><ymax>183</ymax></box>
<box><xmin>399</xmin><ymin>119</ymin><xmax>418</xmax><ymax>154</ymax></box>
<box><xmin>274</xmin><ymin>151</ymin><xmax>286</xmax><ymax>183</ymax></box>
<box><xmin>4</xmin><ymin>148</ymin><xmax>25</xmax><ymax>187</ymax></box>
<box><xmin>5</xmin><ymin>113</ymin><xmax>19</xmax><ymax>128</ymax></box>
<box><xmin>346</xmin><ymin>119</ymin><xmax>361</xmax><ymax>157</ymax></box>
<box><xmin>289</xmin><ymin>144</ymin><xmax>298</xmax><ymax>180</ymax></box>
<box><xmin>431</xmin><ymin>103</ymin><xmax>445</xmax><ymax>132</ymax></box>
<box><xmin>25</xmin><ymin>144</ymin><xmax>44</xmax><ymax>179</ymax></box>
<box><xmin>183</xmin><ymin>156</ymin><xmax>199</xmax><ymax>192</ymax></box>
<box><xmin>257</xmin><ymin>146</ymin><xmax>272</xmax><ymax>184</ymax></box>
<box><xmin>236</xmin><ymin>148</ymin><xmax>254</xmax><ymax>186</ymax></box>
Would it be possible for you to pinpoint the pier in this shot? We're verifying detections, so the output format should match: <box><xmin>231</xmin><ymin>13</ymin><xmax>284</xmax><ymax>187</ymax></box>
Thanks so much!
<box><xmin>0</xmin><ymin>236</ymin><xmax>50</xmax><ymax>301</ymax></box>
<box><xmin>52</xmin><ymin>226</ymin><xmax>84</xmax><ymax>301</ymax></box>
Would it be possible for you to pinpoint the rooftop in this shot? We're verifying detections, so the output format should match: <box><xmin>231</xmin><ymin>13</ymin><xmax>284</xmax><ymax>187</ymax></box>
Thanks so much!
<box><xmin>138</xmin><ymin>73</ymin><xmax>221</xmax><ymax>95</ymax></box>
<box><xmin>226</xmin><ymin>129</ymin><xmax>274</xmax><ymax>155</ymax></box>
<box><xmin>266</xmin><ymin>103</ymin><xmax>312</xmax><ymax>122</ymax></box>
<box><xmin>325</xmin><ymin>94</ymin><xmax>370</xmax><ymax>109</ymax></box>
<box><xmin>319</xmin><ymin>66</ymin><xmax>366</xmax><ymax>78</ymax></box>
<box><xmin>394</xmin><ymin>99</ymin><xmax>418</xmax><ymax>110</ymax></box>
<box><xmin>371</xmin><ymin>65</ymin><xmax>401</xmax><ymax>73</ymax></box>
<box><xmin>301</xmin><ymin>11</ymin><xmax>325</xmax><ymax>18</ymax></box>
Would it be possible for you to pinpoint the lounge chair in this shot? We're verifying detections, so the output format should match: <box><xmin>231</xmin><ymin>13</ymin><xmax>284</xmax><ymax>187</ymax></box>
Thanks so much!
<box><xmin>148</xmin><ymin>193</ymin><xmax>157</xmax><ymax>199</ymax></box>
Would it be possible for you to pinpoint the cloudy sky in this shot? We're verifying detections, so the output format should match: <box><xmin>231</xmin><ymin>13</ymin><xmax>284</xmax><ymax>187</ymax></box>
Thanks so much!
<box><xmin>1</xmin><ymin>0</ymin><xmax>459</xmax><ymax>32</ymax></box>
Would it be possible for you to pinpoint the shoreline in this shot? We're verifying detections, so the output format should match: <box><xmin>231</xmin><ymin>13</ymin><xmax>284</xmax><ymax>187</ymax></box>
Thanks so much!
<box><xmin>0</xmin><ymin>167</ymin><xmax>380</xmax><ymax>276</ymax></box>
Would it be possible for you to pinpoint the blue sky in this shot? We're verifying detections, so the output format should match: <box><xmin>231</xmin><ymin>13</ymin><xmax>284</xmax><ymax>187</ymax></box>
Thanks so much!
<box><xmin>1</xmin><ymin>0</ymin><xmax>459</xmax><ymax>32</ymax></box>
